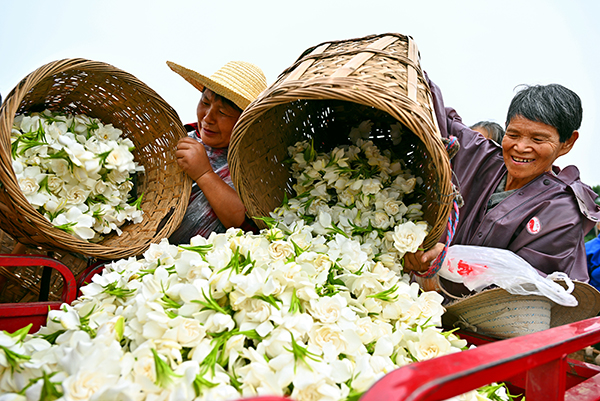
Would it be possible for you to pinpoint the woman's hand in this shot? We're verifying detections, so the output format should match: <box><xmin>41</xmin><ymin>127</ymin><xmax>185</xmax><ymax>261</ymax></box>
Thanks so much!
<box><xmin>403</xmin><ymin>242</ymin><xmax>445</xmax><ymax>274</ymax></box>
<box><xmin>175</xmin><ymin>137</ymin><xmax>212</xmax><ymax>182</ymax></box>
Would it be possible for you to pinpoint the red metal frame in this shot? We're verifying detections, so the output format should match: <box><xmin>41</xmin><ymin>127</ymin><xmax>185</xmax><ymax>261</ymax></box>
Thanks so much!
<box><xmin>76</xmin><ymin>259</ymin><xmax>108</xmax><ymax>297</ymax></box>
<box><xmin>0</xmin><ymin>255</ymin><xmax>77</xmax><ymax>333</ymax></box>
<box><xmin>361</xmin><ymin>317</ymin><xmax>600</xmax><ymax>401</ymax></box>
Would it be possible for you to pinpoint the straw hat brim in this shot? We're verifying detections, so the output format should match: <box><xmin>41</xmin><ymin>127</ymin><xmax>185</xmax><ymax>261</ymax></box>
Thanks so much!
<box><xmin>442</xmin><ymin>281</ymin><xmax>600</xmax><ymax>339</ymax></box>
<box><xmin>166</xmin><ymin>61</ymin><xmax>263</xmax><ymax>111</ymax></box>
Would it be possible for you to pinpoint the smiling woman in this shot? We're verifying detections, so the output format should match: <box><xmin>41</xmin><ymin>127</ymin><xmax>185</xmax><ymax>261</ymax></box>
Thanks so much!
<box><xmin>403</xmin><ymin>78</ymin><xmax>600</xmax><ymax>298</ymax></box>
<box><xmin>165</xmin><ymin>60</ymin><xmax>268</xmax><ymax>245</ymax></box>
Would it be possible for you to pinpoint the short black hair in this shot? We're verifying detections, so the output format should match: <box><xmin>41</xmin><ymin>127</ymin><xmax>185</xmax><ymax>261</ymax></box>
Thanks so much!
<box><xmin>470</xmin><ymin>121</ymin><xmax>505</xmax><ymax>143</ymax></box>
<box><xmin>505</xmin><ymin>84</ymin><xmax>582</xmax><ymax>143</ymax></box>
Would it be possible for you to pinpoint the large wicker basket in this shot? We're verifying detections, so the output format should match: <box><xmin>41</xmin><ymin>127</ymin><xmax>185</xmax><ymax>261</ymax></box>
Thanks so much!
<box><xmin>0</xmin><ymin>58</ymin><xmax>191</xmax><ymax>260</ymax></box>
<box><xmin>229</xmin><ymin>33</ymin><xmax>453</xmax><ymax>249</ymax></box>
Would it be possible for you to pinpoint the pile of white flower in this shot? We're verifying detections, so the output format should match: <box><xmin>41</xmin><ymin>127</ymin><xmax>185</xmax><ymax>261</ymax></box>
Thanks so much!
<box><xmin>0</xmin><ymin>123</ymin><xmax>513</xmax><ymax>401</ymax></box>
<box><xmin>11</xmin><ymin>110</ymin><xmax>145</xmax><ymax>242</ymax></box>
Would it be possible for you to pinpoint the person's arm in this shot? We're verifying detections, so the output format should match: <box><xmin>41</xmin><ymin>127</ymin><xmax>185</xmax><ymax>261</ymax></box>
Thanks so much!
<box><xmin>195</xmin><ymin>171</ymin><xmax>246</xmax><ymax>228</ymax></box>
<box><xmin>175</xmin><ymin>137</ymin><xmax>246</xmax><ymax>229</ymax></box>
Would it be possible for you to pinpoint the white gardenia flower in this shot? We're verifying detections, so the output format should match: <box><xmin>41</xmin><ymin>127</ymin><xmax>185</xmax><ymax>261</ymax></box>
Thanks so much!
<box><xmin>65</xmin><ymin>184</ymin><xmax>89</xmax><ymax>205</ymax></box>
<box><xmin>407</xmin><ymin>327</ymin><xmax>453</xmax><ymax>361</ymax></box>
<box><xmin>268</xmin><ymin>240</ymin><xmax>294</xmax><ymax>261</ymax></box>
<box><xmin>307</xmin><ymin>294</ymin><xmax>352</xmax><ymax>325</ymax></box>
<box><xmin>105</xmin><ymin>144</ymin><xmax>136</xmax><ymax>172</ymax></box>
<box><xmin>17</xmin><ymin>176</ymin><xmax>40</xmax><ymax>196</ymax></box>
<box><xmin>392</xmin><ymin>221</ymin><xmax>429</xmax><ymax>256</ymax></box>
<box><xmin>362</xmin><ymin>178</ymin><xmax>382</xmax><ymax>195</ymax></box>
<box><xmin>52</xmin><ymin>206</ymin><xmax>95</xmax><ymax>240</ymax></box>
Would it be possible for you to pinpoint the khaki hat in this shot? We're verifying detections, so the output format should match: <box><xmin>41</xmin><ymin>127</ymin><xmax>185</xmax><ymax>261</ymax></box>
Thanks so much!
<box><xmin>442</xmin><ymin>281</ymin><xmax>600</xmax><ymax>339</ymax></box>
<box><xmin>166</xmin><ymin>60</ymin><xmax>267</xmax><ymax>110</ymax></box>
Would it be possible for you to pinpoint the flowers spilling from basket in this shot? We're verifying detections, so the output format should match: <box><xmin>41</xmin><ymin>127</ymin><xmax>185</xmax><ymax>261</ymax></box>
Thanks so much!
<box><xmin>11</xmin><ymin>110</ymin><xmax>145</xmax><ymax>242</ymax></box>
<box><xmin>0</xmin><ymin>123</ymin><xmax>515</xmax><ymax>401</ymax></box>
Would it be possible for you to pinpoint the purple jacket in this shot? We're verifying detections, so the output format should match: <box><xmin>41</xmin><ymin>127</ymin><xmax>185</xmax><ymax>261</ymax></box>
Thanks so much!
<box><xmin>428</xmin><ymin>79</ymin><xmax>600</xmax><ymax>283</ymax></box>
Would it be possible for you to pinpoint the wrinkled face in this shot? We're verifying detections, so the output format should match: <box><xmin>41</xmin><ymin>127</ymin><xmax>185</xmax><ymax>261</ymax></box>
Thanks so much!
<box><xmin>502</xmin><ymin>115</ymin><xmax>577</xmax><ymax>189</ymax></box>
<box><xmin>196</xmin><ymin>89</ymin><xmax>242</xmax><ymax>149</ymax></box>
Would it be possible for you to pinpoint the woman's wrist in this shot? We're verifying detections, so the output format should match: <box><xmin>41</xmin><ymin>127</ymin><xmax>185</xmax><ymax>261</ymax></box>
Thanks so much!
<box><xmin>194</xmin><ymin>169</ymin><xmax>216</xmax><ymax>187</ymax></box>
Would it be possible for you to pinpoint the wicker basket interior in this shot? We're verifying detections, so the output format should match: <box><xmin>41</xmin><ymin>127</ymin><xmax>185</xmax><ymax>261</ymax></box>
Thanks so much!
<box><xmin>229</xmin><ymin>33</ymin><xmax>454</xmax><ymax>249</ymax></box>
<box><xmin>0</xmin><ymin>58</ymin><xmax>191</xmax><ymax>260</ymax></box>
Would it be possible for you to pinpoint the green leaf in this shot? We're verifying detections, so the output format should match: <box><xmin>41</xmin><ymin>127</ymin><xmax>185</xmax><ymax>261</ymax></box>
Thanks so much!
<box><xmin>5</xmin><ymin>324</ymin><xmax>32</xmax><ymax>342</ymax></box>
<box><xmin>284</xmin><ymin>333</ymin><xmax>321</xmax><ymax>373</ymax></box>
<box><xmin>193</xmin><ymin>373</ymin><xmax>218</xmax><ymax>396</ymax></box>
<box><xmin>0</xmin><ymin>345</ymin><xmax>31</xmax><ymax>373</ymax></box>
<box><xmin>192</xmin><ymin>288</ymin><xmax>231</xmax><ymax>315</ymax></box>
<box><xmin>367</xmin><ymin>284</ymin><xmax>399</xmax><ymax>302</ymax></box>
<box><xmin>40</xmin><ymin>329</ymin><xmax>66</xmax><ymax>344</ymax></box>
<box><xmin>289</xmin><ymin>288</ymin><xmax>303</xmax><ymax>314</ymax></box>
<box><xmin>45</xmin><ymin>148</ymin><xmax>75</xmax><ymax>171</ymax></box>
<box><xmin>161</xmin><ymin>293</ymin><xmax>182</xmax><ymax>309</ymax></box>
<box><xmin>102</xmin><ymin>281</ymin><xmax>136</xmax><ymax>299</ymax></box>
<box><xmin>253</xmin><ymin>294</ymin><xmax>282</xmax><ymax>310</ymax></box>
<box><xmin>253</xmin><ymin>215</ymin><xmax>277</xmax><ymax>229</ymax></box>
<box><xmin>129</xmin><ymin>192</ymin><xmax>144</xmax><ymax>211</ymax></box>
<box><xmin>178</xmin><ymin>244</ymin><xmax>213</xmax><ymax>255</ymax></box>
<box><xmin>53</xmin><ymin>221</ymin><xmax>77</xmax><ymax>234</ymax></box>
<box><xmin>39</xmin><ymin>371</ymin><xmax>63</xmax><ymax>401</ymax></box>
<box><xmin>152</xmin><ymin>348</ymin><xmax>182</xmax><ymax>388</ymax></box>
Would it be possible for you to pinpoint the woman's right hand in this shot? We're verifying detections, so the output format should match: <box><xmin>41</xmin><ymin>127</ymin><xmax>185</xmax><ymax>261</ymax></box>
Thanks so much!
<box><xmin>175</xmin><ymin>137</ymin><xmax>212</xmax><ymax>182</ymax></box>
<box><xmin>403</xmin><ymin>242</ymin><xmax>445</xmax><ymax>274</ymax></box>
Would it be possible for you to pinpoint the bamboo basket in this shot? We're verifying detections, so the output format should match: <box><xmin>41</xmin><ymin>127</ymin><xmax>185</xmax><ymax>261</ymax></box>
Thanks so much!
<box><xmin>0</xmin><ymin>58</ymin><xmax>191</xmax><ymax>260</ymax></box>
<box><xmin>0</xmin><ymin>228</ymin><xmax>89</xmax><ymax>303</ymax></box>
<box><xmin>229</xmin><ymin>33</ymin><xmax>454</xmax><ymax>249</ymax></box>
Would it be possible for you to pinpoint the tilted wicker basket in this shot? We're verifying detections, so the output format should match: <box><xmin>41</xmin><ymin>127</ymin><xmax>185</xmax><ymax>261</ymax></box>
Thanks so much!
<box><xmin>229</xmin><ymin>33</ymin><xmax>453</xmax><ymax>249</ymax></box>
<box><xmin>0</xmin><ymin>58</ymin><xmax>191</xmax><ymax>260</ymax></box>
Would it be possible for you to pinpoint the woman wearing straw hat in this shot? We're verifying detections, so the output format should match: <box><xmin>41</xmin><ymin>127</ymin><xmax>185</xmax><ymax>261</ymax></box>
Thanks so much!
<box><xmin>404</xmin><ymin>78</ymin><xmax>600</xmax><ymax>297</ymax></box>
<box><xmin>166</xmin><ymin>61</ymin><xmax>267</xmax><ymax>244</ymax></box>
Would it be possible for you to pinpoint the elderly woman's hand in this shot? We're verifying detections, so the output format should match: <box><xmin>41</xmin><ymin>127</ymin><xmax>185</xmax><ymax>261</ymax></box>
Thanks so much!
<box><xmin>403</xmin><ymin>242</ymin><xmax>445</xmax><ymax>274</ymax></box>
<box><xmin>175</xmin><ymin>137</ymin><xmax>212</xmax><ymax>182</ymax></box>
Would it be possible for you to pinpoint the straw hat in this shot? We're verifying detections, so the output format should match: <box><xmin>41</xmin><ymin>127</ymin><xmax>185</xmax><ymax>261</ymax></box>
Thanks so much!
<box><xmin>442</xmin><ymin>281</ymin><xmax>600</xmax><ymax>339</ymax></box>
<box><xmin>166</xmin><ymin>60</ymin><xmax>267</xmax><ymax>110</ymax></box>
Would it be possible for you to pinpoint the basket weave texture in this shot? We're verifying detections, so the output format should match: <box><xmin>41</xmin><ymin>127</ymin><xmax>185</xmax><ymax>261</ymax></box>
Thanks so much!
<box><xmin>229</xmin><ymin>33</ymin><xmax>453</xmax><ymax>249</ymax></box>
<box><xmin>0</xmin><ymin>229</ymin><xmax>88</xmax><ymax>303</ymax></box>
<box><xmin>0</xmin><ymin>58</ymin><xmax>191</xmax><ymax>259</ymax></box>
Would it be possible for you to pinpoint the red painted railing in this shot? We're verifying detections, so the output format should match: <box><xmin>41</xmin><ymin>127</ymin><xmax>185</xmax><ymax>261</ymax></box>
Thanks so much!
<box><xmin>361</xmin><ymin>317</ymin><xmax>600</xmax><ymax>401</ymax></box>
<box><xmin>0</xmin><ymin>255</ymin><xmax>77</xmax><ymax>333</ymax></box>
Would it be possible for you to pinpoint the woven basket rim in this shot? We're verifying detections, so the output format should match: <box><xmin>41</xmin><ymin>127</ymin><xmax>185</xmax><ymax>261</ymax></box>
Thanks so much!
<box><xmin>0</xmin><ymin>57</ymin><xmax>191</xmax><ymax>259</ymax></box>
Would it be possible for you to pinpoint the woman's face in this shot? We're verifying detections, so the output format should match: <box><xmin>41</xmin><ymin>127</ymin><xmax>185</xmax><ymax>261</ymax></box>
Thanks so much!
<box><xmin>502</xmin><ymin>115</ymin><xmax>577</xmax><ymax>190</ymax></box>
<box><xmin>196</xmin><ymin>89</ymin><xmax>242</xmax><ymax>148</ymax></box>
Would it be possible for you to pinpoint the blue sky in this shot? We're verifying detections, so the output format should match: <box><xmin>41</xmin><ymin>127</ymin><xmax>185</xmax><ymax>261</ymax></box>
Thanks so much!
<box><xmin>1</xmin><ymin>0</ymin><xmax>598</xmax><ymax>185</ymax></box>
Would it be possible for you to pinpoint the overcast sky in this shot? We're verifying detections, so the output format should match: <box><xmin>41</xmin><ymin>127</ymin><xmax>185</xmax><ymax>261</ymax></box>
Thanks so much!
<box><xmin>1</xmin><ymin>0</ymin><xmax>598</xmax><ymax>186</ymax></box>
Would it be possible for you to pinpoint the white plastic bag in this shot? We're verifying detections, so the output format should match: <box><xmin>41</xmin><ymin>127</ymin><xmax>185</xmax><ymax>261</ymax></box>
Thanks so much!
<box><xmin>439</xmin><ymin>245</ymin><xmax>577</xmax><ymax>307</ymax></box>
